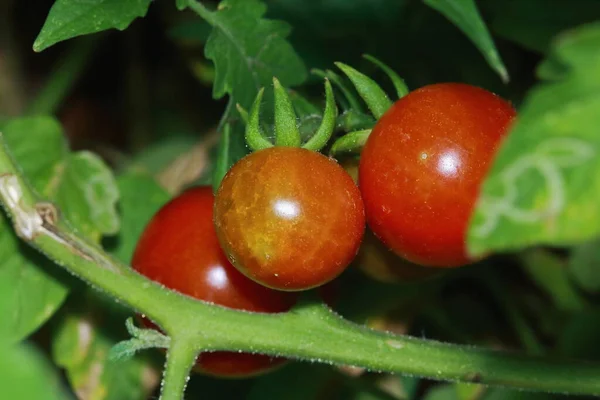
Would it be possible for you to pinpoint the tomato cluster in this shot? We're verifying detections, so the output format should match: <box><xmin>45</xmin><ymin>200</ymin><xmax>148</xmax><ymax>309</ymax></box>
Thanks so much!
<box><xmin>131</xmin><ymin>82</ymin><xmax>515</xmax><ymax>377</ymax></box>
<box><xmin>132</xmin><ymin>187</ymin><xmax>296</xmax><ymax>377</ymax></box>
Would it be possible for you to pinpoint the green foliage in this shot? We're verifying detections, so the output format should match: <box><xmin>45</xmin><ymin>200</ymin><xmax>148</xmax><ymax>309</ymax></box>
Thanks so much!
<box><xmin>520</xmin><ymin>250</ymin><xmax>586</xmax><ymax>312</ymax></box>
<box><xmin>424</xmin><ymin>0</ymin><xmax>508</xmax><ymax>82</ymax></box>
<box><xmin>568</xmin><ymin>239</ymin><xmax>600</xmax><ymax>293</ymax></box>
<box><xmin>0</xmin><ymin>117</ymin><xmax>118</xmax><ymax>342</ymax></box>
<box><xmin>183</xmin><ymin>0</ymin><xmax>308</xmax><ymax>187</ymax></box>
<box><xmin>200</xmin><ymin>0</ymin><xmax>307</xmax><ymax>108</ymax></box>
<box><xmin>0</xmin><ymin>342</ymin><xmax>71</xmax><ymax>400</ymax></box>
<box><xmin>34</xmin><ymin>0</ymin><xmax>152</xmax><ymax>52</ymax></box>
<box><xmin>481</xmin><ymin>0</ymin><xmax>600</xmax><ymax>53</ymax></box>
<box><xmin>468</xmin><ymin>22</ymin><xmax>600</xmax><ymax>256</ymax></box>
<box><xmin>52</xmin><ymin>294</ymin><xmax>158</xmax><ymax>400</ymax></box>
<box><xmin>8</xmin><ymin>0</ymin><xmax>600</xmax><ymax>399</ymax></box>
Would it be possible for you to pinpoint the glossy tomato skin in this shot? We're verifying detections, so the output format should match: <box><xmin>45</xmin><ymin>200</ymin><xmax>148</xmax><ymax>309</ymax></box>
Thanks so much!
<box><xmin>359</xmin><ymin>83</ymin><xmax>516</xmax><ymax>267</ymax></box>
<box><xmin>342</xmin><ymin>158</ymin><xmax>439</xmax><ymax>282</ymax></box>
<box><xmin>214</xmin><ymin>147</ymin><xmax>365</xmax><ymax>291</ymax></box>
<box><xmin>131</xmin><ymin>186</ymin><xmax>296</xmax><ymax>377</ymax></box>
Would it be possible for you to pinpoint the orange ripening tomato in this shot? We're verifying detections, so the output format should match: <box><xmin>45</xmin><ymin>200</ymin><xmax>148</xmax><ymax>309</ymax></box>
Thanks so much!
<box><xmin>132</xmin><ymin>186</ymin><xmax>297</xmax><ymax>377</ymax></box>
<box><xmin>214</xmin><ymin>147</ymin><xmax>365</xmax><ymax>291</ymax></box>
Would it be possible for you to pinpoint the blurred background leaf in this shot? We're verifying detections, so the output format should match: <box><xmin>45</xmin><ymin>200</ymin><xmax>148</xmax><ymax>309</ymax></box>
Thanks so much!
<box><xmin>0</xmin><ymin>116</ymin><xmax>119</xmax><ymax>342</ymax></box>
<box><xmin>0</xmin><ymin>341</ymin><xmax>72</xmax><ymax>400</ymax></box>
<box><xmin>52</xmin><ymin>291</ymin><xmax>159</xmax><ymax>400</ymax></box>
<box><xmin>34</xmin><ymin>0</ymin><xmax>152</xmax><ymax>51</ymax></box>
<box><xmin>468</xmin><ymin>22</ymin><xmax>600</xmax><ymax>257</ymax></box>
<box><xmin>423</xmin><ymin>0</ymin><xmax>508</xmax><ymax>82</ymax></box>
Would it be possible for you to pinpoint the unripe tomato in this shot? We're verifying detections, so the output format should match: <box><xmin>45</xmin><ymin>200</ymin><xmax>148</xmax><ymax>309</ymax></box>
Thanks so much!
<box><xmin>214</xmin><ymin>147</ymin><xmax>365</xmax><ymax>291</ymax></box>
<box><xmin>359</xmin><ymin>83</ymin><xmax>516</xmax><ymax>267</ymax></box>
<box><xmin>131</xmin><ymin>186</ymin><xmax>297</xmax><ymax>377</ymax></box>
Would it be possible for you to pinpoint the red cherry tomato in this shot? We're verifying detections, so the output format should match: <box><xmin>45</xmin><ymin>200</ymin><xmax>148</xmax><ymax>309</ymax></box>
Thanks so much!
<box><xmin>214</xmin><ymin>147</ymin><xmax>365</xmax><ymax>291</ymax></box>
<box><xmin>359</xmin><ymin>83</ymin><xmax>516</xmax><ymax>267</ymax></box>
<box><xmin>131</xmin><ymin>186</ymin><xmax>297</xmax><ymax>377</ymax></box>
<box><xmin>342</xmin><ymin>158</ymin><xmax>439</xmax><ymax>282</ymax></box>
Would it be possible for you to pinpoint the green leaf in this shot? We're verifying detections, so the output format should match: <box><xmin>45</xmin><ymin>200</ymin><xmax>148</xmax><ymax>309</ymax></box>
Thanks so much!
<box><xmin>52</xmin><ymin>292</ymin><xmax>159</xmax><ymax>400</ymax></box>
<box><xmin>481</xmin><ymin>0</ymin><xmax>600</xmax><ymax>54</ymax></box>
<box><xmin>0</xmin><ymin>116</ymin><xmax>119</xmax><ymax>341</ymax></box>
<box><xmin>520</xmin><ymin>250</ymin><xmax>586</xmax><ymax>312</ymax></box>
<box><xmin>5</xmin><ymin>117</ymin><xmax>120</xmax><ymax>241</ymax></box>
<box><xmin>55</xmin><ymin>152</ymin><xmax>120</xmax><ymax>241</ymax></box>
<box><xmin>34</xmin><ymin>0</ymin><xmax>152</xmax><ymax>52</ymax></box>
<box><xmin>107</xmin><ymin>172</ymin><xmax>170</xmax><ymax>264</ymax></box>
<box><xmin>456</xmin><ymin>383</ymin><xmax>485</xmax><ymax>400</ymax></box>
<box><xmin>468</xmin><ymin>23</ymin><xmax>600</xmax><ymax>256</ymax></box>
<box><xmin>568</xmin><ymin>238</ymin><xmax>600</xmax><ymax>294</ymax></box>
<box><xmin>202</xmin><ymin>0</ymin><xmax>307</xmax><ymax>109</ymax></box>
<box><xmin>557</xmin><ymin>309</ymin><xmax>600</xmax><ymax>361</ymax></box>
<box><xmin>192</xmin><ymin>0</ymin><xmax>306</xmax><ymax>185</ymax></box>
<box><xmin>130</xmin><ymin>135</ymin><xmax>199</xmax><ymax>175</ymax></box>
<box><xmin>424</xmin><ymin>0</ymin><xmax>508</xmax><ymax>82</ymax></box>
<box><xmin>424</xmin><ymin>385</ymin><xmax>458</xmax><ymax>400</ymax></box>
<box><xmin>0</xmin><ymin>342</ymin><xmax>72</xmax><ymax>400</ymax></box>
<box><xmin>176</xmin><ymin>0</ymin><xmax>187</xmax><ymax>11</ymax></box>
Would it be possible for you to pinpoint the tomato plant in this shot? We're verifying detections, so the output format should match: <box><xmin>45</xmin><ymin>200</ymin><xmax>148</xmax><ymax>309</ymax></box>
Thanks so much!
<box><xmin>214</xmin><ymin>147</ymin><xmax>365</xmax><ymax>291</ymax></box>
<box><xmin>132</xmin><ymin>186</ymin><xmax>296</xmax><ymax>377</ymax></box>
<box><xmin>3</xmin><ymin>1</ymin><xmax>600</xmax><ymax>400</ymax></box>
<box><xmin>359</xmin><ymin>83</ymin><xmax>516</xmax><ymax>267</ymax></box>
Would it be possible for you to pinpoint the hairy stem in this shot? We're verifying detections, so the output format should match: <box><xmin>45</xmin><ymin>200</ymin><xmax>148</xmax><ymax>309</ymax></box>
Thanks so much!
<box><xmin>0</xmin><ymin>135</ymin><xmax>599</xmax><ymax>397</ymax></box>
<box><xmin>160</xmin><ymin>338</ymin><xmax>198</xmax><ymax>400</ymax></box>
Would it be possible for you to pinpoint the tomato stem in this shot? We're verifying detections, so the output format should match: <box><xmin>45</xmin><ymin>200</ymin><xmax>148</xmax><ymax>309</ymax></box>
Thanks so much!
<box><xmin>335</xmin><ymin>62</ymin><xmax>393</xmax><ymax>119</ymax></box>
<box><xmin>330</xmin><ymin>129</ymin><xmax>371</xmax><ymax>156</ymax></box>
<box><xmin>302</xmin><ymin>79</ymin><xmax>337</xmax><ymax>151</ymax></box>
<box><xmin>312</xmin><ymin>68</ymin><xmax>364</xmax><ymax>113</ymax></box>
<box><xmin>273</xmin><ymin>77</ymin><xmax>302</xmax><ymax>147</ymax></box>
<box><xmin>159</xmin><ymin>337</ymin><xmax>198</xmax><ymax>400</ymax></box>
<box><xmin>362</xmin><ymin>54</ymin><xmax>409</xmax><ymax>99</ymax></box>
<box><xmin>245</xmin><ymin>88</ymin><xmax>273</xmax><ymax>151</ymax></box>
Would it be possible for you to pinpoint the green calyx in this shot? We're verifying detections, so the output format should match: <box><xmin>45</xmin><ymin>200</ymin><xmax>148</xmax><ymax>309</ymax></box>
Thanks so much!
<box><xmin>329</xmin><ymin>55</ymin><xmax>410</xmax><ymax>156</ymax></box>
<box><xmin>243</xmin><ymin>77</ymin><xmax>338</xmax><ymax>153</ymax></box>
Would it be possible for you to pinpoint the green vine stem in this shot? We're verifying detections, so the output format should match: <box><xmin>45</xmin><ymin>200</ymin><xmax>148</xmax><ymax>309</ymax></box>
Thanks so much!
<box><xmin>1</xmin><ymin>136</ymin><xmax>600</xmax><ymax>398</ymax></box>
<box><xmin>160</xmin><ymin>338</ymin><xmax>199</xmax><ymax>400</ymax></box>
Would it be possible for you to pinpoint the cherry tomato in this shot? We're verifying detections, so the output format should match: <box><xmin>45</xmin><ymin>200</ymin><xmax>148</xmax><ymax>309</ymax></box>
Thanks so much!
<box><xmin>214</xmin><ymin>147</ymin><xmax>365</xmax><ymax>291</ymax></box>
<box><xmin>355</xmin><ymin>230</ymin><xmax>441</xmax><ymax>282</ymax></box>
<box><xmin>359</xmin><ymin>83</ymin><xmax>516</xmax><ymax>267</ymax></box>
<box><xmin>131</xmin><ymin>186</ymin><xmax>297</xmax><ymax>377</ymax></box>
<box><xmin>342</xmin><ymin>158</ymin><xmax>439</xmax><ymax>282</ymax></box>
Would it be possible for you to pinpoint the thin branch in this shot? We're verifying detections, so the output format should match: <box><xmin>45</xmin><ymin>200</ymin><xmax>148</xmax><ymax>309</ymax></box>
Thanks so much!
<box><xmin>0</xmin><ymin>135</ymin><xmax>599</xmax><ymax>397</ymax></box>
